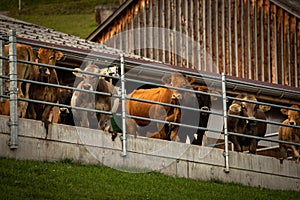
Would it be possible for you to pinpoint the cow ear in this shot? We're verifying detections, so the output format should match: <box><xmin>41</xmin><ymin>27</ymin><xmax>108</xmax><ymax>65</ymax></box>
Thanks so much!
<box><xmin>197</xmin><ymin>85</ymin><xmax>208</xmax><ymax>92</ymax></box>
<box><xmin>280</xmin><ymin>108</ymin><xmax>289</xmax><ymax>115</ymax></box>
<box><xmin>210</xmin><ymin>90</ymin><xmax>220</xmax><ymax>101</ymax></box>
<box><xmin>229</xmin><ymin>103</ymin><xmax>241</xmax><ymax>113</ymax></box>
<box><xmin>259</xmin><ymin>105</ymin><xmax>271</xmax><ymax>112</ymax></box>
<box><xmin>161</xmin><ymin>75</ymin><xmax>171</xmax><ymax>85</ymax></box>
<box><xmin>55</xmin><ymin>51</ymin><xmax>63</xmax><ymax>61</ymax></box>
<box><xmin>33</xmin><ymin>49</ymin><xmax>39</xmax><ymax>60</ymax></box>
<box><xmin>73</xmin><ymin>68</ymin><xmax>83</xmax><ymax>77</ymax></box>
<box><xmin>187</xmin><ymin>77</ymin><xmax>195</xmax><ymax>84</ymax></box>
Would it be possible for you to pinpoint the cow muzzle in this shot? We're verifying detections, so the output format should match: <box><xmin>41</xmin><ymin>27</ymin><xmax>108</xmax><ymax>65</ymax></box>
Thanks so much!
<box><xmin>39</xmin><ymin>67</ymin><xmax>50</xmax><ymax>77</ymax></box>
<box><xmin>60</xmin><ymin>107</ymin><xmax>70</xmax><ymax>114</ymax></box>
<box><xmin>83</xmin><ymin>83</ymin><xmax>92</xmax><ymax>90</ymax></box>
<box><xmin>246</xmin><ymin>117</ymin><xmax>256</xmax><ymax>125</ymax></box>
<box><xmin>200</xmin><ymin>106</ymin><xmax>210</xmax><ymax>116</ymax></box>
<box><xmin>172</xmin><ymin>93</ymin><xmax>182</xmax><ymax>100</ymax></box>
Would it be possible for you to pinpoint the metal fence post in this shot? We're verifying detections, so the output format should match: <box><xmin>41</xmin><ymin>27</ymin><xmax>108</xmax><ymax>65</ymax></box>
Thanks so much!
<box><xmin>8</xmin><ymin>30</ymin><xmax>18</xmax><ymax>149</ymax></box>
<box><xmin>120</xmin><ymin>54</ymin><xmax>127</xmax><ymax>157</ymax></box>
<box><xmin>222</xmin><ymin>72</ymin><xmax>229</xmax><ymax>173</ymax></box>
<box><xmin>0</xmin><ymin>39</ymin><xmax>5</xmax><ymax>103</ymax></box>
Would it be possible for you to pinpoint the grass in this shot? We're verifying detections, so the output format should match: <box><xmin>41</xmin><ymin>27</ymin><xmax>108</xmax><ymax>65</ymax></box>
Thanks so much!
<box><xmin>15</xmin><ymin>14</ymin><xmax>97</xmax><ymax>38</ymax></box>
<box><xmin>0</xmin><ymin>0</ymin><xmax>120</xmax><ymax>38</ymax></box>
<box><xmin>0</xmin><ymin>157</ymin><xmax>299</xmax><ymax>199</ymax></box>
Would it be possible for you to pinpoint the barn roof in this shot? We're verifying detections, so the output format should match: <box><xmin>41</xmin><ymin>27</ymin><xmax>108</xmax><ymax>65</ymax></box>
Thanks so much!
<box><xmin>0</xmin><ymin>14</ymin><xmax>164</xmax><ymax>66</ymax></box>
<box><xmin>0</xmin><ymin>14</ymin><xmax>123</xmax><ymax>56</ymax></box>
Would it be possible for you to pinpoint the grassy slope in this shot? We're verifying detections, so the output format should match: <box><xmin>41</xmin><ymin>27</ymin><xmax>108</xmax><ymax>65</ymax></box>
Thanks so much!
<box><xmin>0</xmin><ymin>157</ymin><xmax>299</xmax><ymax>199</ymax></box>
<box><xmin>16</xmin><ymin>14</ymin><xmax>97</xmax><ymax>38</ymax></box>
<box><xmin>0</xmin><ymin>0</ymin><xmax>119</xmax><ymax>38</ymax></box>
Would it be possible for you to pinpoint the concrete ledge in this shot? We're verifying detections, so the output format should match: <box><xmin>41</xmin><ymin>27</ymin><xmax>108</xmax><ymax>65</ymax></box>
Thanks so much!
<box><xmin>0</xmin><ymin>115</ymin><xmax>299</xmax><ymax>191</ymax></box>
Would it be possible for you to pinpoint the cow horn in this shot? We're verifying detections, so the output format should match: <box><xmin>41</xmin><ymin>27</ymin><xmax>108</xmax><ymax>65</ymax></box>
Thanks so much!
<box><xmin>72</xmin><ymin>68</ymin><xmax>83</xmax><ymax>77</ymax></box>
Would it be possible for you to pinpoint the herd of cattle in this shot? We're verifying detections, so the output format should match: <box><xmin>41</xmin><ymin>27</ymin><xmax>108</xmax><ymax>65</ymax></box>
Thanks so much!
<box><xmin>0</xmin><ymin>43</ymin><xmax>299</xmax><ymax>163</ymax></box>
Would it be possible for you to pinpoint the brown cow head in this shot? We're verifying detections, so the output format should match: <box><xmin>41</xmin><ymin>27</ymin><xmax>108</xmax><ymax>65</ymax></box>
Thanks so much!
<box><xmin>161</xmin><ymin>72</ymin><xmax>194</xmax><ymax>100</ymax></box>
<box><xmin>281</xmin><ymin>105</ymin><xmax>300</xmax><ymax>126</ymax></box>
<box><xmin>36</xmin><ymin>48</ymin><xmax>63</xmax><ymax>77</ymax></box>
<box><xmin>229</xmin><ymin>94</ymin><xmax>270</xmax><ymax>124</ymax></box>
<box><xmin>73</xmin><ymin>64</ymin><xmax>100</xmax><ymax>91</ymax></box>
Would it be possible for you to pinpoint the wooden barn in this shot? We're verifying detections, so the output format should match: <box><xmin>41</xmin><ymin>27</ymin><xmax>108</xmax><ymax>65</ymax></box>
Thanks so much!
<box><xmin>88</xmin><ymin>0</ymin><xmax>300</xmax><ymax>89</ymax></box>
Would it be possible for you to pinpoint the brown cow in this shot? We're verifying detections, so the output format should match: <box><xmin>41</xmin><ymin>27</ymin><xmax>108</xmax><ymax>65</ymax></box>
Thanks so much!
<box><xmin>278</xmin><ymin>105</ymin><xmax>300</xmax><ymax>162</ymax></box>
<box><xmin>27</xmin><ymin>48</ymin><xmax>63</xmax><ymax>134</ymax></box>
<box><xmin>57</xmin><ymin>88</ymin><xmax>74</xmax><ymax>126</ymax></box>
<box><xmin>0</xmin><ymin>99</ymin><xmax>10</xmax><ymax>115</ymax></box>
<box><xmin>126</xmin><ymin>72</ymin><xmax>194</xmax><ymax>140</ymax></box>
<box><xmin>71</xmin><ymin>64</ymin><xmax>118</xmax><ymax>129</ymax></box>
<box><xmin>227</xmin><ymin>93</ymin><xmax>270</xmax><ymax>154</ymax></box>
<box><xmin>2</xmin><ymin>43</ymin><xmax>35</xmax><ymax>117</ymax></box>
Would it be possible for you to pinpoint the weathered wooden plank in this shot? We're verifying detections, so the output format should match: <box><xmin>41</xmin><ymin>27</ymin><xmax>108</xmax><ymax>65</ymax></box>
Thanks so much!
<box><xmin>214</xmin><ymin>0</ymin><xmax>219</xmax><ymax>74</ymax></box>
<box><xmin>221</xmin><ymin>0</ymin><xmax>226</xmax><ymax>73</ymax></box>
<box><xmin>228</xmin><ymin>0</ymin><xmax>232</xmax><ymax>76</ymax></box>
<box><xmin>202</xmin><ymin>0</ymin><xmax>206</xmax><ymax>71</ymax></box>
<box><xmin>247</xmin><ymin>0</ymin><xmax>251</xmax><ymax>80</ymax></box>
<box><xmin>254</xmin><ymin>0</ymin><xmax>258</xmax><ymax>80</ymax></box>
<box><xmin>234</xmin><ymin>0</ymin><xmax>238</xmax><ymax>77</ymax></box>
<box><xmin>240</xmin><ymin>0</ymin><xmax>245</xmax><ymax>79</ymax></box>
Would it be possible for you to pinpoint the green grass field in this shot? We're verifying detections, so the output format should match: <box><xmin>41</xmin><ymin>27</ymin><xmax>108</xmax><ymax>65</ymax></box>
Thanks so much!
<box><xmin>0</xmin><ymin>157</ymin><xmax>299</xmax><ymax>199</ymax></box>
<box><xmin>0</xmin><ymin>0</ymin><xmax>119</xmax><ymax>38</ymax></box>
<box><xmin>15</xmin><ymin>14</ymin><xmax>97</xmax><ymax>38</ymax></box>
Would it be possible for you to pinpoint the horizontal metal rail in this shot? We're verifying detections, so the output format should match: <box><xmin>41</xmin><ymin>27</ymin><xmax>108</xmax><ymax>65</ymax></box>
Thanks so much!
<box><xmin>252</xmin><ymin>146</ymin><xmax>280</xmax><ymax>153</ymax></box>
<box><xmin>123</xmin><ymin>56</ymin><xmax>223</xmax><ymax>82</ymax></box>
<box><xmin>227</xmin><ymin>78</ymin><xmax>300</xmax><ymax>96</ymax></box>
<box><xmin>17</xmin><ymin>38</ymin><xmax>121</xmax><ymax>63</ymax></box>
<box><xmin>15</xmin><ymin>58</ymin><xmax>121</xmax><ymax>81</ymax></box>
<box><xmin>126</xmin><ymin>96</ymin><xmax>221</xmax><ymax>117</ymax></box>
<box><xmin>227</xmin><ymin>94</ymin><xmax>300</xmax><ymax>110</ymax></box>
<box><xmin>228</xmin><ymin>131</ymin><xmax>300</xmax><ymax>147</ymax></box>
<box><xmin>265</xmin><ymin>132</ymin><xmax>279</xmax><ymax>137</ymax></box>
<box><xmin>227</xmin><ymin>113</ymin><xmax>300</xmax><ymax>129</ymax></box>
<box><xmin>125</xmin><ymin>77</ymin><xmax>222</xmax><ymax>99</ymax></box>
<box><xmin>123</xmin><ymin>113</ymin><xmax>223</xmax><ymax>135</ymax></box>
<box><xmin>18</xmin><ymin>97</ymin><xmax>113</xmax><ymax>116</ymax></box>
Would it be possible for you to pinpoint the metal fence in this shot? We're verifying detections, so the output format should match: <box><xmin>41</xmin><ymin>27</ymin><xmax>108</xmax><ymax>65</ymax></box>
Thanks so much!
<box><xmin>0</xmin><ymin>32</ymin><xmax>300</xmax><ymax>172</ymax></box>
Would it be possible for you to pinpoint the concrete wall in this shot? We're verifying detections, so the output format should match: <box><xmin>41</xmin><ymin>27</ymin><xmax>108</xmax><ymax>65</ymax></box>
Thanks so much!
<box><xmin>0</xmin><ymin>115</ymin><xmax>299</xmax><ymax>191</ymax></box>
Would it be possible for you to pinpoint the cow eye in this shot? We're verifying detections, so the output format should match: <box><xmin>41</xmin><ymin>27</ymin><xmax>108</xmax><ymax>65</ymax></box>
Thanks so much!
<box><xmin>254</xmin><ymin>105</ymin><xmax>259</xmax><ymax>110</ymax></box>
<box><xmin>49</xmin><ymin>56</ymin><xmax>54</xmax><ymax>60</ymax></box>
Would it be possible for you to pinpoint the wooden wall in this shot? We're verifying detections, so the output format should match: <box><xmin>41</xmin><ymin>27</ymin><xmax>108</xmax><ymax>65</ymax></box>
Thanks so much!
<box><xmin>95</xmin><ymin>0</ymin><xmax>300</xmax><ymax>88</ymax></box>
